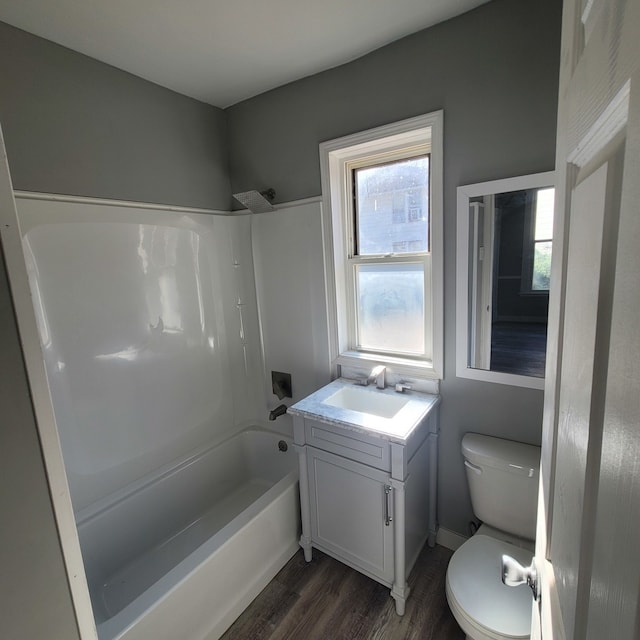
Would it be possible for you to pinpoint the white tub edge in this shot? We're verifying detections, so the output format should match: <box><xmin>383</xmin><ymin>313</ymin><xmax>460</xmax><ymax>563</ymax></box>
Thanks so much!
<box><xmin>76</xmin><ymin>426</ymin><xmax>282</xmax><ymax>528</ymax></box>
<box><xmin>100</xmin><ymin>473</ymin><xmax>300</xmax><ymax>640</ymax></box>
<box><xmin>202</xmin><ymin>479</ymin><xmax>301</xmax><ymax>640</ymax></box>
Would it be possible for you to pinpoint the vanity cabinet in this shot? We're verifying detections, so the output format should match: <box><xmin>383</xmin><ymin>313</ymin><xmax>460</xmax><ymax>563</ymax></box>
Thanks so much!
<box><xmin>306</xmin><ymin>445</ymin><xmax>395</xmax><ymax>584</ymax></box>
<box><xmin>290</xmin><ymin>387</ymin><xmax>439</xmax><ymax>616</ymax></box>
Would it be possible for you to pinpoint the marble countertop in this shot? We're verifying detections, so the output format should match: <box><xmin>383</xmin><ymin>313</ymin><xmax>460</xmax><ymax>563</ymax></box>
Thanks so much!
<box><xmin>288</xmin><ymin>378</ymin><xmax>440</xmax><ymax>443</ymax></box>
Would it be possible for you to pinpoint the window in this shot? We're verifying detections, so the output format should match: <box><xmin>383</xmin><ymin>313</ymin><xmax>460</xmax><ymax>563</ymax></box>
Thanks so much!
<box><xmin>408</xmin><ymin>206</ymin><xmax>423</xmax><ymax>222</ymax></box>
<box><xmin>353</xmin><ymin>156</ymin><xmax>429</xmax><ymax>255</ymax></box>
<box><xmin>320</xmin><ymin>112</ymin><xmax>443</xmax><ymax>379</ymax></box>
<box><xmin>522</xmin><ymin>187</ymin><xmax>554</xmax><ymax>293</ymax></box>
<box><xmin>531</xmin><ymin>188</ymin><xmax>554</xmax><ymax>290</ymax></box>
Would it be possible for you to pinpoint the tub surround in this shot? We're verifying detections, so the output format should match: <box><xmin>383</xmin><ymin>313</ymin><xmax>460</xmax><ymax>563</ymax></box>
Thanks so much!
<box><xmin>17</xmin><ymin>194</ymin><xmax>263</xmax><ymax>512</ymax></box>
<box><xmin>15</xmin><ymin>194</ymin><xmax>286</xmax><ymax>640</ymax></box>
<box><xmin>290</xmin><ymin>378</ymin><xmax>440</xmax><ymax>615</ymax></box>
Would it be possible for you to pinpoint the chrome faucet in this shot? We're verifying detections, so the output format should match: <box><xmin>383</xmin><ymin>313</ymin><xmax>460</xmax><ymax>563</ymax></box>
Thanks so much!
<box><xmin>367</xmin><ymin>365</ymin><xmax>386</xmax><ymax>389</ymax></box>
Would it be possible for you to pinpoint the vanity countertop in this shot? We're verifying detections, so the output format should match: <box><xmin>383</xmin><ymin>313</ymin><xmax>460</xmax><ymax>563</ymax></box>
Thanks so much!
<box><xmin>288</xmin><ymin>378</ymin><xmax>440</xmax><ymax>444</ymax></box>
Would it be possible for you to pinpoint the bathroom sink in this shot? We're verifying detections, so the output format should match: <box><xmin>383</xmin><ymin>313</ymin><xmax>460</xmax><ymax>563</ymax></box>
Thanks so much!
<box><xmin>289</xmin><ymin>378</ymin><xmax>440</xmax><ymax>442</ymax></box>
<box><xmin>323</xmin><ymin>386</ymin><xmax>409</xmax><ymax>419</ymax></box>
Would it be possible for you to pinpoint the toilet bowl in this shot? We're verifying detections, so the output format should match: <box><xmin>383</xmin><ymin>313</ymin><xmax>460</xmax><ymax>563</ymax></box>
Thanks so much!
<box><xmin>445</xmin><ymin>434</ymin><xmax>540</xmax><ymax>640</ymax></box>
<box><xmin>446</xmin><ymin>532</ymin><xmax>533</xmax><ymax>640</ymax></box>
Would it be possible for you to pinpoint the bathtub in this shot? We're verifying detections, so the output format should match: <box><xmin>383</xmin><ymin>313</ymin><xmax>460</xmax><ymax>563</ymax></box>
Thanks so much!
<box><xmin>75</xmin><ymin>428</ymin><xmax>300</xmax><ymax>640</ymax></box>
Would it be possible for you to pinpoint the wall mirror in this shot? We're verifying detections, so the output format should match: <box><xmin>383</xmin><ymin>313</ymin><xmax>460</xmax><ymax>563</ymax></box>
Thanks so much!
<box><xmin>456</xmin><ymin>171</ymin><xmax>555</xmax><ymax>389</ymax></box>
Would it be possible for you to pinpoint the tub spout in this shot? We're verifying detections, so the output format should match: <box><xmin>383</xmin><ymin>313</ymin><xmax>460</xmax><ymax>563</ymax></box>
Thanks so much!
<box><xmin>269</xmin><ymin>404</ymin><xmax>288</xmax><ymax>421</ymax></box>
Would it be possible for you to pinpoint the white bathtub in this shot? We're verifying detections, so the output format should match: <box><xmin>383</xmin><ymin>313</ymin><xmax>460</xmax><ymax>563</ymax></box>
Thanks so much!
<box><xmin>75</xmin><ymin>428</ymin><xmax>300</xmax><ymax>640</ymax></box>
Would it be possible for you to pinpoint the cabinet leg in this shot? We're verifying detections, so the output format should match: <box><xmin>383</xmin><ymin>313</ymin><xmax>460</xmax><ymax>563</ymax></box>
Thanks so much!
<box><xmin>391</xmin><ymin>584</ymin><xmax>409</xmax><ymax>616</ymax></box>
<box><xmin>391</xmin><ymin>478</ymin><xmax>409</xmax><ymax>615</ymax></box>
<box><xmin>427</xmin><ymin>431</ymin><xmax>439</xmax><ymax>549</ymax></box>
<box><xmin>295</xmin><ymin>444</ymin><xmax>313</xmax><ymax>563</ymax></box>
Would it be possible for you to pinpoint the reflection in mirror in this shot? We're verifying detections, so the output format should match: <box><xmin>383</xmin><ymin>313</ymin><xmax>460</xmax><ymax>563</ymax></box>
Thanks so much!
<box><xmin>456</xmin><ymin>172</ymin><xmax>555</xmax><ymax>389</ymax></box>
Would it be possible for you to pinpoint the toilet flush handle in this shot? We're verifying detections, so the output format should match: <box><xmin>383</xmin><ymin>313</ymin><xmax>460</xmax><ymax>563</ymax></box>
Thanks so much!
<box><xmin>502</xmin><ymin>555</ymin><xmax>539</xmax><ymax>601</ymax></box>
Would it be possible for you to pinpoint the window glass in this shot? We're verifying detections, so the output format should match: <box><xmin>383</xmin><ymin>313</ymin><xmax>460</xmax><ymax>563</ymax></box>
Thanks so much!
<box><xmin>532</xmin><ymin>241</ymin><xmax>552</xmax><ymax>290</ymax></box>
<box><xmin>354</xmin><ymin>156</ymin><xmax>429</xmax><ymax>256</ymax></box>
<box><xmin>534</xmin><ymin>188</ymin><xmax>554</xmax><ymax>239</ymax></box>
<box><xmin>355</xmin><ymin>263</ymin><xmax>425</xmax><ymax>354</ymax></box>
<box><xmin>532</xmin><ymin>187</ymin><xmax>554</xmax><ymax>290</ymax></box>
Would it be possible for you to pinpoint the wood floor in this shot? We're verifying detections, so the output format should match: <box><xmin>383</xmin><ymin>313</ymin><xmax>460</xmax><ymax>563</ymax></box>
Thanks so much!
<box><xmin>221</xmin><ymin>543</ymin><xmax>464</xmax><ymax>640</ymax></box>
<box><xmin>490</xmin><ymin>321</ymin><xmax>547</xmax><ymax>377</ymax></box>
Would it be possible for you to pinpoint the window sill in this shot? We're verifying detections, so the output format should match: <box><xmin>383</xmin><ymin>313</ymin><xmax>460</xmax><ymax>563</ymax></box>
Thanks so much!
<box><xmin>335</xmin><ymin>351</ymin><xmax>441</xmax><ymax>393</ymax></box>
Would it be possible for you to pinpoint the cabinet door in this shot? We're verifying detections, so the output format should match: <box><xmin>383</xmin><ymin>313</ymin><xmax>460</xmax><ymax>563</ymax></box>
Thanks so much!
<box><xmin>307</xmin><ymin>446</ymin><xmax>394</xmax><ymax>584</ymax></box>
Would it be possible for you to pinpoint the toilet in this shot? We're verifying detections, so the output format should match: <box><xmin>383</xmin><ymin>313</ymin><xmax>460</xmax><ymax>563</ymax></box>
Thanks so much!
<box><xmin>445</xmin><ymin>433</ymin><xmax>541</xmax><ymax>640</ymax></box>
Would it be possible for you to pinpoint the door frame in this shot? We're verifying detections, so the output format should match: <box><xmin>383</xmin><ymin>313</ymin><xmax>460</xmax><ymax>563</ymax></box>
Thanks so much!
<box><xmin>0</xmin><ymin>128</ymin><xmax>96</xmax><ymax>638</ymax></box>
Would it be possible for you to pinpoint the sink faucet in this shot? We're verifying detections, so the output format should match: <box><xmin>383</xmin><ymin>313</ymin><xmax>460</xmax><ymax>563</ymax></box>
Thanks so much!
<box><xmin>367</xmin><ymin>365</ymin><xmax>386</xmax><ymax>389</ymax></box>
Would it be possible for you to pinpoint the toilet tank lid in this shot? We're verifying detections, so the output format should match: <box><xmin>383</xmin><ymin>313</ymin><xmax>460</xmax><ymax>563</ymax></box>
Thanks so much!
<box><xmin>462</xmin><ymin>433</ymin><xmax>540</xmax><ymax>477</ymax></box>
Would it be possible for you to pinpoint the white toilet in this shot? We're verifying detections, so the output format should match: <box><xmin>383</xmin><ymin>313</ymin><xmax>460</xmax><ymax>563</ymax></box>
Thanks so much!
<box><xmin>446</xmin><ymin>433</ymin><xmax>541</xmax><ymax>640</ymax></box>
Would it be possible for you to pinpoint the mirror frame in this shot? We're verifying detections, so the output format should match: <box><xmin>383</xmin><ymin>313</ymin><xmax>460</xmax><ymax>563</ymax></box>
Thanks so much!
<box><xmin>456</xmin><ymin>171</ymin><xmax>555</xmax><ymax>389</ymax></box>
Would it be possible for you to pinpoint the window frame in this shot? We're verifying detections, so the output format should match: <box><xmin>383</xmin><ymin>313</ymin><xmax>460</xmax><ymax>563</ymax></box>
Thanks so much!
<box><xmin>349</xmin><ymin>153</ymin><xmax>431</xmax><ymax>358</ymax></box>
<box><xmin>319</xmin><ymin>112</ymin><xmax>444</xmax><ymax>380</ymax></box>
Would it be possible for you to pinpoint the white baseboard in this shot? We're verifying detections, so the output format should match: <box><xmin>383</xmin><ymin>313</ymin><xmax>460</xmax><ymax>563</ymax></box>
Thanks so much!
<box><xmin>436</xmin><ymin>527</ymin><xmax>468</xmax><ymax>551</ymax></box>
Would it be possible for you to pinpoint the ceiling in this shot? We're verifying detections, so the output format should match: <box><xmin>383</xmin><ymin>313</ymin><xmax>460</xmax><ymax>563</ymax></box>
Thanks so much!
<box><xmin>0</xmin><ymin>0</ymin><xmax>489</xmax><ymax>108</ymax></box>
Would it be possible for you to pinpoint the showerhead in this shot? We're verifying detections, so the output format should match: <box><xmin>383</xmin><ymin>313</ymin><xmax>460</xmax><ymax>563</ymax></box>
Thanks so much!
<box><xmin>232</xmin><ymin>189</ymin><xmax>276</xmax><ymax>213</ymax></box>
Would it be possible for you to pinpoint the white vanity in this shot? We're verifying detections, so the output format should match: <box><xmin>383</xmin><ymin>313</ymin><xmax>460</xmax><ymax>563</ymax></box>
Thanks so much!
<box><xmin>288</xmin><ymin>378</ymin><xmax>439</xmax><ymax>615</ymax></box>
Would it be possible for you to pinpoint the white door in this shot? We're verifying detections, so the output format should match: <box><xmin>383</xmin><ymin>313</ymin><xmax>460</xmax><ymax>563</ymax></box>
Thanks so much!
<box><xmin>533</xmin><ymin>0</ymin><xmax>640</xmax><ymax>638</ymax></box>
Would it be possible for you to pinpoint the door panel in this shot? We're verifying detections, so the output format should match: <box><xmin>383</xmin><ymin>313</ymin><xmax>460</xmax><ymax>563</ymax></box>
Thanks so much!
<box><xmin>307</xmin><ymin>446</ymin><xmax>394</xmax><ymax>583</ymax></box>
<box><xmin>549</xmin><ymin>163</ymin><xmax>609</xmax><ymax>640</ymax></box>
<box><xmin>535</xmin><ymin>0</ymin><xmax>640</xmax><ymax>637</ymax></box>
<box><xmin>582</xmin><ymin>83</ymin><xmax>640</xmax><ymax>639</ymax></box>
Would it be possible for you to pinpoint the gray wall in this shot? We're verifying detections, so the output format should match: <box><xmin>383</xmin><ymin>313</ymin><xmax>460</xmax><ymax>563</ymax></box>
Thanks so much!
<box><xmin>0</xmin><ymin>21</ymin><xmax>231</xmax><ymax>210</ymax></box>
<box><xmin>227</xmin><ymin>0</ymin><xmax>562</xmax><ymax>536</ymax></box>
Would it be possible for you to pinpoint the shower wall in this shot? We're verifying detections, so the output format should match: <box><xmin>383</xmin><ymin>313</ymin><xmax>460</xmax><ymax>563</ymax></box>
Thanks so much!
<box><xmin>17</xmin><ymin>196</ymin><xmax>263</xmax><ymax>512</ymax></box>
<box><xmin>250</xmin><ymin>200</ymin><xmax>331</xmax><ymax>433</ymax></box>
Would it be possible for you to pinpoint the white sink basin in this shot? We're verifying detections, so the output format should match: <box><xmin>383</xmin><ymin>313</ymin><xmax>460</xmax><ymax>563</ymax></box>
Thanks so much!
<box><xmin>289</xmin><ymin>378</ymin><xmax>440</xmax><ymax>442</ymax></box>
<box><xmin>323</xmin><ymin>386</ymin><xmax>409</xmax><ymax>419</ymax></box>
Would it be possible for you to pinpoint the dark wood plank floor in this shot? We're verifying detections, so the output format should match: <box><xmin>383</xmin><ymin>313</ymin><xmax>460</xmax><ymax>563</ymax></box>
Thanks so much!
<box><xmin>491</xmin><ymin>321</ymin><xmax>547</xmax><ymax>377</ymax></box>
<box><xmin>221</xmin><ymin>543</ymin><xmax>464</xmax><ymax>640</ymax></box>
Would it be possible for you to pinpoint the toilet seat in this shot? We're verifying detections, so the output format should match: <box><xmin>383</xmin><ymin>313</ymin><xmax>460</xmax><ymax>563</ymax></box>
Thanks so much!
<box><xmin>446</xmin><ymin>534</ymin><xmax>533</xmax><ymax>640</ymax></box>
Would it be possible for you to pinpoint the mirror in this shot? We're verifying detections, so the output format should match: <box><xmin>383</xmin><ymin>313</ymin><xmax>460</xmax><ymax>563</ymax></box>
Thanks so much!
<box><xmin>456</xmin><ymin>172</ymin><xmax>555</xmax><ymax>389</ymax></box>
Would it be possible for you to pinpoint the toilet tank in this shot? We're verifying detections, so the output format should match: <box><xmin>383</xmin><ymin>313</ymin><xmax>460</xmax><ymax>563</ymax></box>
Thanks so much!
<box><xmin>462</xmin><ymin>433</ymin><xmax>540</xmax><ymax>540</ymax></box>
